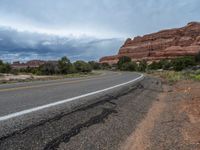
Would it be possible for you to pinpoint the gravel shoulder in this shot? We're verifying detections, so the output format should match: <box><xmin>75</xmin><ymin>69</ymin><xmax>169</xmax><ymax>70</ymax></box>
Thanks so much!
<box><xmin>121</xmin><ymin>78</ymin><xmax>200</xmax><ymax>150</ymax></box>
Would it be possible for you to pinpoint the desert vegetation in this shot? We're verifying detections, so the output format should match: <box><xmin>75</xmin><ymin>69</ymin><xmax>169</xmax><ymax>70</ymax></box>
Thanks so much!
<box><xmin>0</xmin><ymin>57</ymin><xmax>103</xmax><ymax>76</ymax></box>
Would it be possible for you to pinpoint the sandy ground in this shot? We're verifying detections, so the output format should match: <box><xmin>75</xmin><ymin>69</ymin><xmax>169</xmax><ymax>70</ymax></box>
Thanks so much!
<box><xmin>121</xmin><ymin>79</ymin><xmax>200</xmax><ymax>150</ymax></box>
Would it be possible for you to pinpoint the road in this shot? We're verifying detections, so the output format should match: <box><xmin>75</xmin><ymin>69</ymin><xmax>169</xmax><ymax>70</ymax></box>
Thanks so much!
<box><xmin>0</xmin><ymin>71</ymin><xmax>142</xmax><ymax>119</ymax></box>
<box><xmin>0</xmin><ymin>71</ymin><xmax>162</xmax><ymax>150</ymax></box>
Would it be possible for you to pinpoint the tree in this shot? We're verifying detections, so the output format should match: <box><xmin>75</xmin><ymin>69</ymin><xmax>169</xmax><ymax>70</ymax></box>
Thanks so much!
<box><xmin>171</xmin><ymin>56</ymin><xmax>196</xmax><ymax>71</ymax></box>
<box><xmin>0</xmin><ymin>60</ymin><xmax>11</xmax><ymax>73</ymax></box>
<box><xmin>58</xmin><ymin>56</ymin><xmax>73</xmax><ymax>74</ymax></box>
<box><xmin>120</xmin><ymin>62</ymin><xmax>138</xmax><ymax>71</ymax></box>
<box><xmin>195</xmin><ymin>51</ymin><xmax>200</xmax><ymax>63</ymax></box>
<box><xmin>137</xmin><ymin>60</ymin><xmax>147</xmax><ymax>72</ymax></box>
<box><xmin>88</xmin><ymin>61</ymin><xmax>101</xmax><ymax>70</ymax></box>
<box><xmin>38</xmin><ymin>62</ymin><xmax>59</xmax><ymax>75</ymax></box>
<box><xmin>74</xmin><ymin>61</ymin><xmax>92</xmax><ymax>73</ymax></box>
<box><xmin>101</xmin><ymin>63</ymin><xmax>111</xmax><ymax>70</ymax></box>
<box><xmin>159</xmin><ymin>59</ymin><xmax>171</xmax><ymax>70</ymax></box>
<box><xmin>117</xmin><ymin>56</ymin><xmax>131</xmax><ymax>69</ymax></box>
<box><xmin>148</xmin><ymin>61</ymin><xmax>162</xmax><ymax>70</ymax></box>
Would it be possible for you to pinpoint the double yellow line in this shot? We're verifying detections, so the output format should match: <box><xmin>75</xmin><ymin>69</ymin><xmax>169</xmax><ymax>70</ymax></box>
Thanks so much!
<box><xmin>0</xmin><ymin>72</ymin><xmax>122</xmax><ymax>92</ymax></box>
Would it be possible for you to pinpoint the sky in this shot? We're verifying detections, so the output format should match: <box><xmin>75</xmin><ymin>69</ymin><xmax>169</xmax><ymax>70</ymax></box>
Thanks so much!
<box><xmin>0</xmin><ymin>0</ymin><xmax>200</xmax><ymax>62</ymax></box>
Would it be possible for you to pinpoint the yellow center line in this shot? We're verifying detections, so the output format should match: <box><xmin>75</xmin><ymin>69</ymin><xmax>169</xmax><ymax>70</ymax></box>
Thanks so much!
<box><xmin>0</xmin><ymin>72</ymin><xmax>122</xmax><ymax>92</ymax></box>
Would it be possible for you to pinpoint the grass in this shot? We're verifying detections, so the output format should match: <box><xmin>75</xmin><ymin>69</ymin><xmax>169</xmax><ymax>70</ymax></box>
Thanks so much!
<box><xmin>0</xmin><ymin>71</ymin><xmax>102</xmax><ymax>85</ymax></box>
<box><xmin>149</xmin><ymin>70</ymin><xmax>200</xmax><ymax>84</ymax></box>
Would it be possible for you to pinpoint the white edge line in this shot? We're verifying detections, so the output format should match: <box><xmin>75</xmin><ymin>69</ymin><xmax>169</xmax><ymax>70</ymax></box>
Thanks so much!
<box><xmin>0</xmin><ymin>74</ymin><xmax>144</xmax><ymax>122</ymax></box>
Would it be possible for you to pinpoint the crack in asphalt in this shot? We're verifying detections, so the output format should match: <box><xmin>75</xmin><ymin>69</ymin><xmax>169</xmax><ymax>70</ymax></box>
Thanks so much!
<box><xmin>44</xmin><ymin>107</ymin><xmax>118</xmax><ymax>150</ymax></box>
<box><xmin>0</xmin><ymin>83</ymin><xmax>144</xmax><ymax>145</ymax></box>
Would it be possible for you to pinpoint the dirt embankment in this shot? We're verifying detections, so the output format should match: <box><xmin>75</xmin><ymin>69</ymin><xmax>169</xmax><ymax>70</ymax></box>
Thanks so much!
<box><xmin>121</xmin><ymin>79</ymin><xmax>200</xmax><ymax>150</ymax></box>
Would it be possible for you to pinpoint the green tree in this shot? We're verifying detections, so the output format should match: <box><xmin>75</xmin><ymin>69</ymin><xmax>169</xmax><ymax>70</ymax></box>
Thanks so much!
<box><xmin>88</xmin><ymin>61</ymin><xmax>101</xmax><ymax>70</ymax></box>
<box><xmin>101</xmin><ymin>63</ymin><xmax>111</xmax><ymax>70</ymax></box>
<box><xmin>171</xmin><ymin>56</ymin><xmax>196</xmax><ymax>71</ymax></box>
<box><xmin>74</xmin><ymin>61</ymin><xmax>92</xmax><ymax>73</ymax></box>
<box><xmin>137</xmin><ymin>60</ymin><xmax>147</xmax><ymax>72</ymax></box>
<box><xmin>148</xmin><ymin>61</ymin><xmax>162</xmax><ymax>70</ymax></box>
<box><xmin>121</xmin><ymin>62</ymin><xmax>138</xmax><ymax>71</ymax></box>
<box><xmin>0</xmin><ymin>60</ymin><xmax>11</xmax><ymax>73</ymax></box>
<box><xmin>195</xmin><ymin>51</ymin><xmax>200</xmax><ymax>63</ymax></box>
<box><xmin>38</xmin><ymin>62</ymin><xmax>59</xmax><ymax>75</ymax></box>
<box><xmin>117</xmin><ymin>56</ymin><xmax>131</xmax><ymax>69</ymax></box>
<box><xmin>58</xmin><ymin>56</ymin><xmax>73</xmax><ymax>74</ymax></box>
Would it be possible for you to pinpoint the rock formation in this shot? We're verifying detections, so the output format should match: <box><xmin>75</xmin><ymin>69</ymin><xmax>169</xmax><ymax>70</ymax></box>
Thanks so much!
<box><xmin>100</xmin><ymin>22</ymin><xmax>200</xmax><ymax>64</ymax></box>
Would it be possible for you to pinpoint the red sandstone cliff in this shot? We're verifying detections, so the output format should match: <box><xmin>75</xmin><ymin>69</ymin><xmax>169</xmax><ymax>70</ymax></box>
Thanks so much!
<box><xmin>100</xmin><ymin>22</ymin><xmax>200</xmax><ymax>64</ymax></box>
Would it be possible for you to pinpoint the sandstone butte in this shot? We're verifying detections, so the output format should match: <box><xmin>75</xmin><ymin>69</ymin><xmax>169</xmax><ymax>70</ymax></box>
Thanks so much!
<box><xmin>99</xmin><ymin>22</ymin><xmax>200</xmax><ymax>64</ymax></box>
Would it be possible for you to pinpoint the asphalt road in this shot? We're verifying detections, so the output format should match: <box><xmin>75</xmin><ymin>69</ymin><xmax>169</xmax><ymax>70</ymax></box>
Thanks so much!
<box><xmin>0</xmin><ymin>71</ymin><xmax>142</xmax><ymax>119</ymax></box>
<box><xmin>0</xmin><ymin>71</ymin><xmax>163</xmax><ymax>150</ymax></box>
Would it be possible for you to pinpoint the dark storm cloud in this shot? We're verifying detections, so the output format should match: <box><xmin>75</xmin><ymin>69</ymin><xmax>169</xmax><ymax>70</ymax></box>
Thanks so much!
<box><xmin>0</xmin><ymin>27</ymin><xmax>123</xmax><ymax>62</ymax></box>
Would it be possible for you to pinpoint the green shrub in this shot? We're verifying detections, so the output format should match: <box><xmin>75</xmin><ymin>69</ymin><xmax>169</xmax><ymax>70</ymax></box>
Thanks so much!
<box><xmin>74</xmin><ymin>61</ymin><xmax>92</xmax><ymax>73</ymax></box>
<box><xmin>195</xmin><ymin>51</ymin><xmax>200</xmax><ymax>63</ymax></box>
<box><xmin>58</xmin><ymin>56</ymin><xmax>73</xmax><ymax>74</ymax></box>
<box><xmin>88</xmin><ymin>61</ymin><xmax>101</xmax><ymax>70</ymax></box>
<box><xmin>148</xmin><ymin>61</ymin><xmax>162</xmax><ymax>70</ymax></box>
<box><xmin>0</xmin><ymin>60</ymin><xmax>11</xmax><ymax>73</ymax></box>
<box><xmin>137</xmin><ymin>60</ymin><xmax>147</xmax><ymax>72</ymax></box>
<box><xmin>100</xmin><ymin>63</ymin><xmax>111</xmax><ymax>70</ymax></box>
<box><xmin>38</xmin><ymin>62</ymin><xmax>59</xmax><ymax>75</ymax></box>
<box><xmin>120</xmin><ymin>62</ymin><xmax>138</xmax><ymax>71</ymax></box>
<box><xmin>171</xmin><ymin>56</ymin><xmax>196</xmax><ymax>71</ymax></box>
<box><xmin>117</xmin><ymin>56</ymin><xmax>131</xmax><ymax>69</ymax></box>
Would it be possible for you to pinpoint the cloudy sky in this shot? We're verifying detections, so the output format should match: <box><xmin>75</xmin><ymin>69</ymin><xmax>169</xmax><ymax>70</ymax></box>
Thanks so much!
<box><xmin>0</xmin><ymin>0</ymin><xmax>200</xmax><ymax>62</ymax></box>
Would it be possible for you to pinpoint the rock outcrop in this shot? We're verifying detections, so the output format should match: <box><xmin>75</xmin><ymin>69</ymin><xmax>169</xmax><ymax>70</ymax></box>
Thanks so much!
<box><xmin>100</xmin><ymin>22</ymin><xmax>200</xmax><ymax>64</ymax></box>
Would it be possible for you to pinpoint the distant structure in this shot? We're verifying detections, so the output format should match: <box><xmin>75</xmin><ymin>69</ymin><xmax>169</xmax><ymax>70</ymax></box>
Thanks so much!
<box><xmin>11</xmin><ymin>60</ymin><xmax>57</xmax><ymax>69</ymax></box>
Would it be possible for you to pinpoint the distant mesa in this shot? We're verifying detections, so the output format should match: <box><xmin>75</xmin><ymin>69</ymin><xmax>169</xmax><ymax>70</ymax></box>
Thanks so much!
<box><xmin>12</xmin><ymin>60</ymin><xmax>58</xmax><ymax>69</ymax></box>
<box><xmin>99</xmin><ymin>22</ymin><xmax>200</xmax><ymax>64</ymax></box>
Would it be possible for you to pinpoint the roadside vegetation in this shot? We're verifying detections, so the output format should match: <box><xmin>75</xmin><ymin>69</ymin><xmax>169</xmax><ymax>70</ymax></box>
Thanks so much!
<box><xmin>0</xmin><ymin>57</ymin><xmax>104</xmax><ymax>76</ymax></box>
<box><xmin>115</xmin><ymin>52</ymin><xmax>200</xmax><ymax>83</ymax></box>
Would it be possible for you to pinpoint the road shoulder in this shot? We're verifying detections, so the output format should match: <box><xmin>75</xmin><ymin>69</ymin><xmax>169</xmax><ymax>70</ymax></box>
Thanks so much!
<box><xmin>121</xmin><ymin>79</ymin><xmax>200</xmax><ymax>150</ymax></box>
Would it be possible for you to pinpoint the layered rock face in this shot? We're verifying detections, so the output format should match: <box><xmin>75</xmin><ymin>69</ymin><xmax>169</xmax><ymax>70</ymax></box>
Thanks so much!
<box><xmin>100</xmin><ymin>22</ymin><xmax>200</xmax><ymax>64</ymax></box>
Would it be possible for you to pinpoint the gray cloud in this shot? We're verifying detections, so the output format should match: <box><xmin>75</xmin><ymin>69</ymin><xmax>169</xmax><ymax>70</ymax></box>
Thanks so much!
<box><xmin>0</xmin><ymin>27</ymin><xmax>123</xmax><ymax>62</ymax></box>
<box><xmin>0</xmin><ymin>0</ymin><xmax>200</xmax><ymax>61</ymax></box>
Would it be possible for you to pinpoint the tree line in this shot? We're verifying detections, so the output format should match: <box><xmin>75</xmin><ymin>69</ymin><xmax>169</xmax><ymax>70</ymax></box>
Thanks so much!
<box><xmin>117</xmin><ymin>51</ymin><xmax>200</xmax><ymax>72</ymax></box>
<box><xmin>1</xmin><ymin>52</ymin><xmax>200</xmax><ymax>75</ymax></box>
<box><xmin>0</xmin><ymin>57</ymin><xmax>110</xmax><ymax>75</ymax></box>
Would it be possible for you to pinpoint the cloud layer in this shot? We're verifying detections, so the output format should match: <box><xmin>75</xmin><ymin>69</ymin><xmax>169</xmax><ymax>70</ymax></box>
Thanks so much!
<box><xmin>0</xmin><ymin>0</ymin><xmax>200</xmax><ymax>61</ymax></box>
<box><xmin>0</xmin><ymin>27</ymin><xmax>123</xmax><ymax>62</ymax></box>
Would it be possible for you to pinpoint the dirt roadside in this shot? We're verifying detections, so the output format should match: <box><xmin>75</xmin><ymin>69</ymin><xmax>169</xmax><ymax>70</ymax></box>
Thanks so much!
<box><xmin>121</xmin><ymin>79</ymin><xmax>200</xmax><ymax>150</ymax></box>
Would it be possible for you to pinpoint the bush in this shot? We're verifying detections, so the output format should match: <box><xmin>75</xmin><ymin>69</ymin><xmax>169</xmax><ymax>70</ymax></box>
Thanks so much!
<box><xmin>58</xmin><ymin>56</ymin><xmax>73</xmax><ymax>74</ymax></box>
<box><xmin>38</xmin><ymin>62</ymin><xmax>59</xmax><ymax>75</ymax></box>
<box><xmin>74</xmin><ymin>61</ymin><xmax>92</xmax><ymax>73</ymax></box>
<box><xmin>160</xmin><ymin>59</ymin><xmax>171</xmax><ymax>70</ymax></box>
<box><xmin>100</xmin><ymin>63</ymin><xmax>111</xmax><ymax>70</ymax></box>
<box><xmin>88</xmin><ymin>61</ymin><xmax>101</xmax><ymax>70</ymax></box>
<box><xmin>195</xmin><ymin>51</ymin><xmax>200</xmax><ymax>63</ymax></box>
<box><xmin>171</xmin><ymin>56</ymin><xmax>196</xmax><ymax>71</ymax></box>
<box><xmin>0</xmin><ymin>60</ymin><xmax>11</xmax><ymax>73</ymax></box>
<box><xmin>137</xmin><ymin>60</ymin><xmax>147</xmax><ymax>72</ymax></box>
<box><xmin>120</xmin><ymin>62</ymin><xmax>138</xmax><ymax>71</ymax></box>
<box><xmin>148</xmin><ymin>61</ymin><xmax>162</xmax><ymax>70</ymax></box>
<box><xmin>117</xmin><ymin>56</ymin><xmax>131</xmax><ymax>69</ymax></box>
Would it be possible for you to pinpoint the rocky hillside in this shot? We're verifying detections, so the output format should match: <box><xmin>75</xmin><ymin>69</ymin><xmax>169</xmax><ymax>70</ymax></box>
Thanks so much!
<box><xmin>100</xmin><ymin>22</ymin><xmax>200</xmax><ymax>64</ymax></box>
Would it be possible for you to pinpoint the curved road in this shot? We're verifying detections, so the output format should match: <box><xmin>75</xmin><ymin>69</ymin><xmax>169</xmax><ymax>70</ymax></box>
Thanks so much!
<box><xmin>0</xmin><ymin>71</ymin><xmax>142</xmax><ymax>121</ymax></box>
<box><xmin>0</xmin><ymin>71</ymin><xmax>164</xmax><ymax>150</ymax></box>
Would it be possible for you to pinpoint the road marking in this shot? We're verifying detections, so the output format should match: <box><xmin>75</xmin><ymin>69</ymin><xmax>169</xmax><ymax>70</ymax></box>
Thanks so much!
<box><xmin>0</xmin><ymin>72</ymin><xmax>121</xmax><ymax>92</ymax></box>
<box><xmin>0</xmin><ymin>74</ymin><xmax>144</xmax><ymax>122</ymax></box>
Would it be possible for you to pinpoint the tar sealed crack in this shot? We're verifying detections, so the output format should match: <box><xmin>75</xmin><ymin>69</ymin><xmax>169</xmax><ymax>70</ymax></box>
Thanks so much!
<box><xmin>0</xmin><ymin>83</ymin><xmax>144</xmax><ymax>147</ymax></box>
<box><xmin>44</xmin><ymin>108</ymin><xmax>118</xmax><ymax>150</ymax></box>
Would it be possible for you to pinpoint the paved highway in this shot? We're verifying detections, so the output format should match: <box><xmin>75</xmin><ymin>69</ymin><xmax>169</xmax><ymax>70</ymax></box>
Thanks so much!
<box><xmin>0</xmin><ymin>71</ymin><xmax>142</xmax><ymax>121</ymax></box>
<box><xmin>0</xmin><ymin>72</ymin><xmax>163</xmax><ymax>150</ymax></box>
